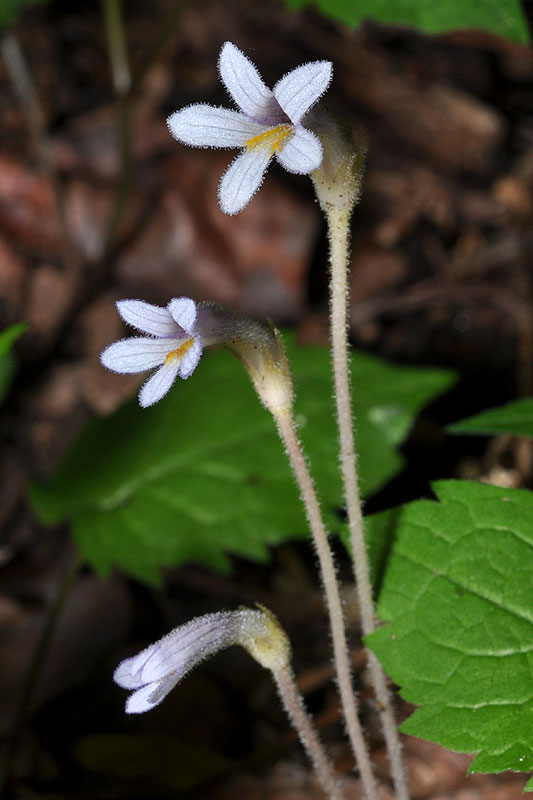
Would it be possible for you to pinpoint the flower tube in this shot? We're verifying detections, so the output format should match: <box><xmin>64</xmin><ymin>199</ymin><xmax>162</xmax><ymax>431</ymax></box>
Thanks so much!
<box><xmin>114</xmin><ymin>607</ymin><xmax>289</xmax><ymax>714</ymax></box>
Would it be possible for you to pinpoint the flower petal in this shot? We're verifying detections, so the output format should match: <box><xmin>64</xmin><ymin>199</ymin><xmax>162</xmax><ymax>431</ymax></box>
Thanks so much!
<box><xmin>275</xmin><ymin>127</ymin><xmax>323</xmax><ymax>174</ymax></box>
<box><xmin>114</xmin><ymin>644</ymin><xmax>160</xmax><ymax>689</ymax></box>
<box><xmin>115</xmin><ymin>611</ymin><xmax>274</xmax><ymax>714</ymax></box>
<box><xmin>167</xmin><ymin>104</ymin><xmax>263</xmax><ymax>148</ymax></box>
<box><xmin>274</xmin><ymin>61</ymin><xmax>332</xmax><ymax>124</ymax></box>
<box><xmin>100</xmin><ymin>338</ymin><xmax>172</xmax><ymax>374</ymax></box>
<box><xmin>219</xmin><ymin>41</ymin><xmax>280</xmax><ymax>122</ymax></box>
<box><xmin>122</xmin><ymin>683</ymin><xmax>158</xmax><ymax>714</ymax></box>
<box><xmin>167</xmin><ymin>297</ymin><xmax>197</xmax><ymax>334</ymax></box>
<box><xmin>178</xmin><ymin>338</ymin><xmax>202</xmax><ymax>379</ymax></box>
<box><xmin>132</xmin><ymin>613</ymin><xmax>244</xmax><ymax>685</ymax></box>
<box><xmin>138</xmin><ymin>361</ymin><xmax>181</xmax><ymax>407</ymax></box>
<box><xmin>125</xmin><ymin>683</ymin><xmax>159</xmax><ymax>714</ymax></box>
<box><xmin>218</xmin><ymin>147</ymin><xmax>272</xmax><ymax>215</ymax></box>
<box><xmin>145</xmin><ymin>672</ymin><xmax>182</xmax><ymax>707</ymax></box>
<box><xmin>116</xmin><ymin>299</ymin><xmax>178</xmax><ymax>337</ymax></box>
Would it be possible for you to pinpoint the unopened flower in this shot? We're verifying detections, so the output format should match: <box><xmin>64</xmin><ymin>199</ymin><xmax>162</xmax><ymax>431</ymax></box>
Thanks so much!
<box><xmin>100</xmin><ymin>297</ymin><xmax>204</xmax><ymax>407</ymax></box>
<box><xmin>167</xmin><ymin>41</ymin><xmax>332</xmax><ymax>215</ymax></box>
<box><xmin>114</xmin><ymin>607</ymin><xmax>290</xmax><ymax>714</ymax></box>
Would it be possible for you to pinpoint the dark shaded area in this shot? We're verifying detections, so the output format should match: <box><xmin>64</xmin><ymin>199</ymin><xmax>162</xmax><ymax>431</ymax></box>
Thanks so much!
<box><xmin>0</xmin><ymin>0</ymin><xmax>531</xmax><ymax>797</ymax></box>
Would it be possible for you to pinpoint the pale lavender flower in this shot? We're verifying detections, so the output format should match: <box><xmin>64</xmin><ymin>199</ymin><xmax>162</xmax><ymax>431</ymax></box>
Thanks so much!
<box><xmin>114</xmin><ymin>608</ymin><xmax>290</xmax><ymax>714</ymax></box>
<box><xmin>101</xmin><ymin>295</ymin><xmax>295</xmax><ymax>409</ymax></box>
<box><xmin>167</xmin><ymin>41</ymin><xmax>332</xmax><ymax>215</ymax></box>
<box><xmin>100</xmin><ymin>297</ymin><xmax>204</xmax><ymax>408</ymax></box>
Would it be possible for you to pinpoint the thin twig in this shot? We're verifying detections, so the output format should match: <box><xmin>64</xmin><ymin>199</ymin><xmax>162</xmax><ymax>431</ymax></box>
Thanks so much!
<box><xmin>274</xmin><ymin>407</ymin><xmax>379</xmax><ymax>800</ymax></box>
<box><xmin>102</xmin><ymin>0</ymin><xmax>131</xmax><ymax>96</ymax></box>
<box><xmin>99</xmin><ymin>0</ymin><xmax>192</xmax><ymax>264</ymax></box>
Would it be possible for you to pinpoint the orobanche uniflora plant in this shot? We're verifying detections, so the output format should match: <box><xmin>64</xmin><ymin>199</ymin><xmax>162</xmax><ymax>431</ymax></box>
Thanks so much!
<box><xmin>114</xmin><ymin>606</ymin><xmax>342</xmax><ymax>800</ymax></box>
<box><xmin>103</xmin><ymin>42</ymin><xmax>410</xmax><ymax>800</ymax></box>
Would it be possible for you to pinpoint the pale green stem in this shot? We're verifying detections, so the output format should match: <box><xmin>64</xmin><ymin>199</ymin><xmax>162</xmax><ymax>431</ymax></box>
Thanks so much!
<box><xmin>101</xmin><ymin>0</ymin><xmax>132</xmax><ymax>262</ymax></box>
<box><xmin>326</xmin><ymin>206</ymin><xmax>410</xmax><ymax>800</ymax></box>
<box><xmin>274</xmin><ymin>407</ymin><xmax>379</xmax><ymax>800</ymax></box>
<box><xmin>102</xmin><ymin>0</ymin><xmax>131</xmax><ymax>96</ymax></box>
<box><xmin>275</xmin><ymin>667</ymin><xmax>345</xmax><ymax>800</ymax></box>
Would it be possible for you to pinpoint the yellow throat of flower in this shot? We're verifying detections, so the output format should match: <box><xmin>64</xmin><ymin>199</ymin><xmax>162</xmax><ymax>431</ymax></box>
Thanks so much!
<box><xmin>165</xmin><ymin>338</ymin><xmax>194</xmax><ymax>366</ymax></box>
<box><xmin>246</xmin><ymin>124</ymin><xmax>293</xmax><ymax>155</ymax></box>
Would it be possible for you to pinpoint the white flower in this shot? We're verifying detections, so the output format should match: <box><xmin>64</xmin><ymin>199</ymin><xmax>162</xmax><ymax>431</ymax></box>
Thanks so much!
<box><xmin>114</xmin><ymin>608</ymin><xmax>290</xmax><ymax>714</ymax></box>
<box><xmin>100</xmin><ymin>297</ymin><xmax>203</xmax><ymax>408</ymax></box>
<box><xmin>167</xmin><ymin>41</ymin><xmax>332</xmax><ymax>215</ymax></box>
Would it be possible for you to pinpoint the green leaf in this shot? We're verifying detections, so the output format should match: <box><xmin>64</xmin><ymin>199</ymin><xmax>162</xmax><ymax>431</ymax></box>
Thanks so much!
<box><xmin>525</xmin><ymin>776</ymin><xmax>533</xmax><ymax>792</ymax></box>
<box><xmin>0</xmin><ymin>0</ymin><xmax>46</xmax><ymax>30</ymax></box>
<box><xmin>29</xmin><ymin>336</ymin><xmax>454</xmax><ymax>583</ymax></box>
<box><xmin>285</xmin><ymin>0</ymin><xmax>530</xmax><ymax>44</ymax></box>
<box><xmin>366</xmin><ymin>480</ymin><xmax>533</xmax><ymax>784</ymax></box>
<box><xmin>0</xmin><ymin>322</ymin><xmax>27</xmax><ymax>404</ymax></box>
<box><xmin>449</xmin><ymin>397</ymin><xmax>533</xmax><ymax>439</ymax></box>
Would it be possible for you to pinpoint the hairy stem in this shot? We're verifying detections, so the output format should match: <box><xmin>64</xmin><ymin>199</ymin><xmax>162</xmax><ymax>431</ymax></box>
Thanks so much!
<box><xmin>0</xmin><ymin>551</ymin><xmax>83</xmax><ymax>796</ymax></box>
<box><xmin>275</xmin><ymin>667</ymin><xmax>345</xmax><ymax>800</ymax></box>
<box><xmin>326</xmin><ymin>206</ymin><xmax>410</xmax><ymax>800</ymax></box>
<box><xmin>274</xmin><ymin>408</ymin><xmax>378</xmax><ymax>800</ymax></box>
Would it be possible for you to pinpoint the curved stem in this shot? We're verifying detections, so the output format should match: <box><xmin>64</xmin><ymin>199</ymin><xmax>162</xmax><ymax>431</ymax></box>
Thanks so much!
<box><xmin>275</xmin><ymin>667</ymin><xmax>345</xmax><ymax>800</ymax></box>
<box><xmin>326</xmin><ymin>206</ymin><xmax>410</xmax><ymax>800</ymax></box>
<box><xmin>274</xmin><ymin>408</ymin><xmax>378</xmax><ymax>800</ymax></box>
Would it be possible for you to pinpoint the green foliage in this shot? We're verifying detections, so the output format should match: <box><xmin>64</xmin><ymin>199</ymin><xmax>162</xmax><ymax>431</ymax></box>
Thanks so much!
<box><xmin>0</xmin><ymin>323</ymin><xmax>26</xmax><ymax>404</ymax></box>
<box><xmin>449</xmin><ymin>397</ymin><xmax>533</xmax><ymax>439</ymax></box>
<box><xmin>30</xmin><ymin>336</ymin><xmax>454</xmax><ymax>583</ymax></box>
<box><xmin>285</xmin><ymin>0</ymin><xmax>529</xmax><ymax>44</ymax></box>
<box><xmin>366</xmin><ymin>480</ymin><xmax>533</xmax><ymax>786</ymax></box>
<box><xmin>0</xmin><ymin>0</ymin><xmax>45</xmax><ymax>29</ymax></box>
